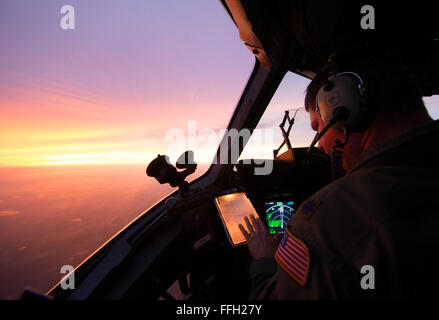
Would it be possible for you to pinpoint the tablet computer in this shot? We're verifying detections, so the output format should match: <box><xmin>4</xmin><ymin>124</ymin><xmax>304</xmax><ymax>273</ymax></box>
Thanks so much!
<box><xmin>214</xmin><ymin>192</ymin><xmax>258</xmax><ymax>247</ymax></box>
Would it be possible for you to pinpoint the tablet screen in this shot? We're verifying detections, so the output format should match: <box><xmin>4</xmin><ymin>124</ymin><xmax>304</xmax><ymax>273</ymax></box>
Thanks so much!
<box><xmin>214</xmin><ymin>192</ymin><xmax>258</xmax><ymax>247</ymax></box>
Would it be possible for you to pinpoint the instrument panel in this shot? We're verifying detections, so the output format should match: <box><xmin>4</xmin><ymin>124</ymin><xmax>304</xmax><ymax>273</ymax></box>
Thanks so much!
<box><xmin>265</xmin><ymin>200</ymin><xmax>295</xmax><ymax>234</ymax></box>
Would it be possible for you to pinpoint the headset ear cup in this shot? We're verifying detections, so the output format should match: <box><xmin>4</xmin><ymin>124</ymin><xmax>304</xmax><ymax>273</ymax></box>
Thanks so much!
<box><xmin>316</xmin><ymin>74</ymin><xmax>366</xmax><ymax>129</ymax></box>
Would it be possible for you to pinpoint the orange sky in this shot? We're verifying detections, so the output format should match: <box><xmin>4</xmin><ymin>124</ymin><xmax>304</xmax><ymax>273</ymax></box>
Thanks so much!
<box><xmin>0</xmin><ymin>87</ymin><xmax>242</xmax><ymax>167</ymax></box>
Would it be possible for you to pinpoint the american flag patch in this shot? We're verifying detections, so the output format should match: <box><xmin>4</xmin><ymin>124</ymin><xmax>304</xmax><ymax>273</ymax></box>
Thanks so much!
<box><xmin>275</xmin><ymin>229</ymin><xmax>310</xmax><ymax>286</ymax></box>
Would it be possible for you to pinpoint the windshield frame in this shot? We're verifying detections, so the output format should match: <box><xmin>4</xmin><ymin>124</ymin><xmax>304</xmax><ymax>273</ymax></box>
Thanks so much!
<box><xmin>191</xmin><ymin>58</ymin><xmax>290</xmax><ymax>190</ymax></box>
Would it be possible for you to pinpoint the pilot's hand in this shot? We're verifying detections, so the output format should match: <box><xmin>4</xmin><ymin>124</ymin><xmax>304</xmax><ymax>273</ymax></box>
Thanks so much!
<box><xmin>239</xmin><ymin>214</ymin><xmax>278</xmax><ymax>260</ymax></box>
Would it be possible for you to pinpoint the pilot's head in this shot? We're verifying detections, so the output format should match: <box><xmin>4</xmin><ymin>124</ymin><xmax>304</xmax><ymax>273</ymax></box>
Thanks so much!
<box><xmin>304</xmin><ymin>57</ymin><xmax>430</xmax><ymax>171</ymax></box>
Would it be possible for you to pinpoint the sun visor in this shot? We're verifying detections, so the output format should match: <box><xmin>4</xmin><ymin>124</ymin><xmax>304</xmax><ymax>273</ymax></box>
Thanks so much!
<box><xmin>225</xmin><ymin>0</ymin><xmax>271</xmax><ymax>69</ymax></box>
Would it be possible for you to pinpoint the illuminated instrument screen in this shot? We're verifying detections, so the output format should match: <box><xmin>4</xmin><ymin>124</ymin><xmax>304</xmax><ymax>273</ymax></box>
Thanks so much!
<box><xmin>265</xmin><ymin>201</ymin><xmax>295</xmax><ymax>234</ymax></box>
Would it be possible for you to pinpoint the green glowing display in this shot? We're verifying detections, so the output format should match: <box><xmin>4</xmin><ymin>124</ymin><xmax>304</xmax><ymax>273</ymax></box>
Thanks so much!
<box><xmin>265</xmin><ymin>201</ymin><xmax>295</xmax><ymax>235</ymax></box>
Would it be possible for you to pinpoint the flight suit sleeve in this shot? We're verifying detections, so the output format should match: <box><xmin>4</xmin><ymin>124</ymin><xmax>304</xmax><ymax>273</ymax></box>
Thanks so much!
<box><xmin>248</xmin><ymin>193</ymin><xmax>365</xmax><ymax>299</ymax></box>
<box><xmin>247</xmin><ymin>257</ymin><xmax>278</xmax><ymax>299</ymax></box>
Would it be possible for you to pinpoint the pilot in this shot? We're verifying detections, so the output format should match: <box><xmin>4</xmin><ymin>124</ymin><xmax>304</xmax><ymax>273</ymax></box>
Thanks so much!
<box><xmin>239</xmin><ymin>56</ymin><xmax>439</xmax><ymax>299</ymax></box>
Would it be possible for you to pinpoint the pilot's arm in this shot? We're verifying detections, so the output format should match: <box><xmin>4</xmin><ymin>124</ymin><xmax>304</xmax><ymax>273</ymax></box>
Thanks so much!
<box><xmin>240</xmin><ymin>197</ymin><xmax>367</xmax><ymax>299</ymax></box>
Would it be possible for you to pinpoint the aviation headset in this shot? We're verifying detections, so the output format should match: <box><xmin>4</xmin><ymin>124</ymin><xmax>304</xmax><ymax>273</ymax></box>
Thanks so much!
<box><xmin>309</xmin><ymin>70</ymin><xmax>369</xmax><ymax>179</ymax></box>
<box><xmin>315</xmin><ymin>71</ymin><xmax>368</xmax><ymax>130</ymax></box>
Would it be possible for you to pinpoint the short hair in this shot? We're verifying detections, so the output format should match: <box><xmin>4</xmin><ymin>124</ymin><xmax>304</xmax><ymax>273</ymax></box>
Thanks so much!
<box><xmin>304</xmin><ymin>68</ymin><xmax>331</xmax><ymax>112</ymax></box>
<box><xmin>304</xmin><ymin>57</ymin><xmax>426</xmax><ymax>116</ymax></box>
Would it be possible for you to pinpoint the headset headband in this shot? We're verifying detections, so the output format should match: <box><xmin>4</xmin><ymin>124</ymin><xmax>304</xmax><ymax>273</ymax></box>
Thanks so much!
<box><xmin>328</xmin><ymin>72</ymin><xmax>364</xmax><ymax>87</ymax></box>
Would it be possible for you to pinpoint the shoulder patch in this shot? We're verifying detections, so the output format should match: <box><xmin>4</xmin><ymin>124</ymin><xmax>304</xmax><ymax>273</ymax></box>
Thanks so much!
<box><xmin>275</xmin><ymin>229</ymin><xmax>310</xmax><ymax>286</ymax></box>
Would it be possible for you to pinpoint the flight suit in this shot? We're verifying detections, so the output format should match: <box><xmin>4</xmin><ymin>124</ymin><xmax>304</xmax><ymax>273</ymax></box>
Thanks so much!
<box><xmin>249</xmin><ymin>120</ymin><xmax>439</xmax><ymax>299</ymax></box>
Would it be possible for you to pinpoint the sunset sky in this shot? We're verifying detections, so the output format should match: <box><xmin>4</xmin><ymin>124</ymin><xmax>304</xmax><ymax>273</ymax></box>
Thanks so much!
<box><xmin>1</xmin><ymin>0</ymin><xmax>439</xmax><ymax>299</ymax></box>
<box><xmin>1</xmin><ymin>0</ymin><xmax>438</xmax><ymax>168</ymax></box>
<box><xmin>0</xmin><ymin>0</ymin><xmax>256</xmax><ymax>167</ymax></box>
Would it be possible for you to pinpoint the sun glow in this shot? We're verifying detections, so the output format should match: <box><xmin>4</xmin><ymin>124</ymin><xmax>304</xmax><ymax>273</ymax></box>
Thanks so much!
<box><xmin>0</xmin><ymin>88</ymin><xmax>240</xmax><ymax>168</ymax></box>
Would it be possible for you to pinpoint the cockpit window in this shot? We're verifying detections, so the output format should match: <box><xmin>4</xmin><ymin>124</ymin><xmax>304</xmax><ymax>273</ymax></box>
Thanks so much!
<box><xmin>239</xmin><ymin>73</ymin><xmax>439</xmax><ymax>162</ymax></box>
<box><xmin>424</xmin><ymin>96</ymin><xmax>439</xmax><ymax>120</ymax></box>
<box><xmin>239</xmin><ymin>72</ymin><xmax>316</xmax><ymax>161</ymax></box>
<box><xmin>0</xmin><ymin>0</ymin><xmax>253</xmax><ymax>299</ymax></box>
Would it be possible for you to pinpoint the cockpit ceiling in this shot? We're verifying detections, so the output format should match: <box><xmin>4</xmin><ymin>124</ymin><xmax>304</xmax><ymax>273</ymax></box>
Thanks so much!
<box><xmin>222</xmin><ymin>0</ymin><xmax>439</xmax><ymax>96</ymax></box>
